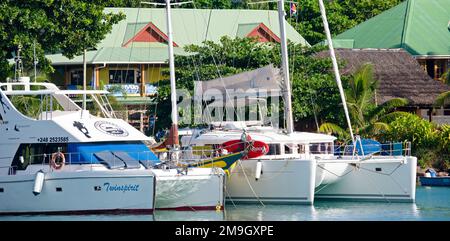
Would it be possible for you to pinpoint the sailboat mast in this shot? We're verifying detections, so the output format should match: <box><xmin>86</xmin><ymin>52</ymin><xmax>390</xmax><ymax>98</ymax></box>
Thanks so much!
<box><xmin>33</xmin><ymin>40</ymin><xmax>38</xmax><ymax>83</ymax></box>
<box><xmin>277</xmin><ymin>0</ymin><xmax>294</xmax><ymax>134</ymax></box>
<box><xmin>165</xmin><ymin>0</ymin><xmax>179</xmax><ymax>145</ymax></box>
<box><xmin>318</xmin><ymin>0</ymin><xmax>355</xmax><ymax>142</ymax></box>
<box><xmin>82</xmin><ymin>48</ymin><xmax>87</xmax><ymax>113</ymax></box>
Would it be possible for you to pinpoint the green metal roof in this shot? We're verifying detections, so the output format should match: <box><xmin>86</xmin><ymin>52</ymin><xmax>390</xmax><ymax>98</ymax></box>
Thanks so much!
<box><xmin>236</xmin><ymin>23</ymin><xmax>261</xmax><ymax>38</ymax></box>
<box><xmin>333</xmin><ymin>0</ymin><xmax>450</xmax><ymax>57</ymax></box>
<box><xmin>48</xmin><ymin>8</ymin><xmax>309</xmax><ymax>65</ymax></box>
<box><xmin>122</xmin><ymin>22</ymin><xmax>150</xmax><ymax>46</ymax></box>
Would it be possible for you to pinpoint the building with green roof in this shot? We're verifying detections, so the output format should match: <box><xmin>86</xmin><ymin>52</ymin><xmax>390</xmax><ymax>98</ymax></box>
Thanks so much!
<box><xmin>48</xmin><ymin>8</ymin><xmax>307</xmax><ymax>90</ymax></box>
<box><xmin>47</xmin><ymin>8</ymin><xmax>308</xmax><ymax>131</ymax></box>
<box><xmin>332</xmin><ymin>0</ymin><xmax>450</xmax><ymax>81</ymax></box>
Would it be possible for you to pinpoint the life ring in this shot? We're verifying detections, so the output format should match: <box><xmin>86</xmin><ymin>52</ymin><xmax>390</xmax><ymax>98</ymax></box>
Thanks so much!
<box><xmin>50</xmin><ymin>152</ymin><xmax>65</xmax><ymax>170</ymax></box>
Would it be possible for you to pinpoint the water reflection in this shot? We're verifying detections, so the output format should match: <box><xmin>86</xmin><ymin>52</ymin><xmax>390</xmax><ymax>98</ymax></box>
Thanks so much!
<box><xmin>153</xmin><ymin>210</ymin><xmax>224</xmax><ymax>221</ymax></box>
<box><xmin>1</xmin><ymin>187</ymin><xmax>449</xmax><ymax>221</ymax></box>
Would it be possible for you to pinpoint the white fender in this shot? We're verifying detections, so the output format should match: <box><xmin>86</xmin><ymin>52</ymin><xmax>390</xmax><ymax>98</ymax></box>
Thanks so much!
<box><xmin>33</xmin><ymin>170</ymin><xmax>45</xmax><ymax>196</ymax></box>
<box><xmin>255</xmin><ymin>160</ymin><xmax>262</xmax><ymax>181</ymax></box>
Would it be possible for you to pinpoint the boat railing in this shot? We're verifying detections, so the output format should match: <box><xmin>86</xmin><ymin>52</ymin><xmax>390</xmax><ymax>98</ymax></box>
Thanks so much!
<box><xmin>8</xmin><ymin>148</ymin><xmax>230</xmax><ymax>175</ymax></box>
<box><xmin>153</xmin><ymin>148</ymin><xmax>221</xmax><ymax>163</ymax></box>
<box><xmin>15</xmin><ymin>151</ymin><xmax>159</xmax><ymax>174</ymax></box>
<box><xmin>331</xmin><ymin>141</ymin><xmax>412</xmax><ymax>158</ymax></box>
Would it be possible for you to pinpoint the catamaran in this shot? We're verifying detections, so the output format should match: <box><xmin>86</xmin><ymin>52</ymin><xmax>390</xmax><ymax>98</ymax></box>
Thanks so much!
<box><xmin>143</xmin><ymin>0</ymin><xmax>227</xmax><ymax>210</ymax></box>
<box><xmin>181</xmin><ymin>0</ymin><xmax>417</xmax><ymax>204</ymax></box>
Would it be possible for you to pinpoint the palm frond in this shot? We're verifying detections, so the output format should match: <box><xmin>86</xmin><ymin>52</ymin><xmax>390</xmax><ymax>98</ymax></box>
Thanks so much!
<box><xmin>368</xmin><ymin>98</ymin><xmax>408</xmax><ymax>121</ymax></box>
<box><xmin>434</xmin><ymin>91</ymin><xmax>450</xmax><ymax>107</ymax></box>
<box><xmin>319</xmin><ymin>122</ymin><xmax>349</xmax><ymax>138</ymax></box>
<box><xmin>361</xmin><ymin>122</ymin><xmax>390</xmax><ymax>136</ymax></box>
<box><xmin>378</xmin><ymin>111</ymin><xmax>415</xmax><ymax>123</ymax></box>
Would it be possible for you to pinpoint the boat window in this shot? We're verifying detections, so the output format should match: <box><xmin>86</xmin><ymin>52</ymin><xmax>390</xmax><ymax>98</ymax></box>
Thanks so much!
<box><xmin>298</xmin><ymin>144</ymin><xmax>306</xmax><ymax>154</ymax></box>
<box><xmin>310</xmin><ymin>143</ymin><xmax>320</xmax><ymax>154</ymax></box>
<box><xmin>267</xmin><ymin>144</ymin><xmax>281</xmax><ymax>155</ymax></box>
<box><xmin>326</xmin><ymin>143</ymin><xmax>333</xmax><ymax>154</ymax></box>
<box><xmin>11</xmin><ymin>143</ymin><xmax>69</xmax><ymax>171</ymax></box>
<box><xmin>310</xmin><ymin>143</ymin><xmax>333</xmax><ymax>154</ymax></box>
<box><xmin>284</xmin><ymin>144</ymin><xmax>294</xmax><ymax>154</ymax></box>
<box><xmin>8</xmin><ymin>94</ymin><xmax>64</xmax><ymax>120</ymax></box>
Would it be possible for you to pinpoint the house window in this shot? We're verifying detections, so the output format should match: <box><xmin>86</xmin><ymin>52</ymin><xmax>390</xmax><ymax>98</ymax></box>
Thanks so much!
<box><xmin>435</xmin><ymin>60</ymin><xmax>447</xmax><ymax>80</ymax></box>
<box><xmin>425</xmin><ymin>59</ymin><xmax>448</xmax><ymax>80</ymax></box>
<box><xmin>109</xmin><ymin>69</ymin><xmax>137</xmax><ymax>84</ymax></box>
<box><xmin>70</xmin><ymin>70</ymin><xmax>84</xmax><ymax>86</ymax></box>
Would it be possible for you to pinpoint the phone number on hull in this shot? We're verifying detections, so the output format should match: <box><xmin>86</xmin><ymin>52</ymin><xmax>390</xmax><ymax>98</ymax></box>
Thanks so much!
<box><xmin>37</xmin><ymin>137</ymin><xmax>69</xmax><ymax>143</ymax></box>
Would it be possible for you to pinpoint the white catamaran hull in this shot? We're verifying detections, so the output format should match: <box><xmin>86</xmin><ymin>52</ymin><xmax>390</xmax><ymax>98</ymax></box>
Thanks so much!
<box><xmin>153</xmin><ymin>168</ymin><xmax>225</xmax><ymax>210</ymax></box>
<box><xmin>0</xmin><ymin>169</ymin><xmax>156</xmax><ymax>214</ymax></box>
<box><xmin>315</xmin><ymin>156</ymin><xmax>417</xmax><ymax>202</ymax></box>
<box><xmin>226</xmin><ymin>159</ymin><xmax>316</xmax><ymax>204</ymax></box>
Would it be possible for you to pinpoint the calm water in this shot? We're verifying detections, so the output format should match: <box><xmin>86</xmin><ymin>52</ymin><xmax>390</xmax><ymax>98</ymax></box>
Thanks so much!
<box><xmin>1</xmin><ymin>186</ymin><xmax>449</xmax><ymax>221</ymax></box>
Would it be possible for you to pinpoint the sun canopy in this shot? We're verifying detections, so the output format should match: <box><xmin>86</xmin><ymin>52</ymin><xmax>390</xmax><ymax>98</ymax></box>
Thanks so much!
<box><xmin>66</xmin><ymin>141</ymin><xmax>159</xmax><ymax>165</ymax></box>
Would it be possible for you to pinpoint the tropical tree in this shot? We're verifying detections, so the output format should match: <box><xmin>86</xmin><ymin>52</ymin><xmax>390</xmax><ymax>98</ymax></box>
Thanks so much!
<box><xmin>0</xmin><ymin>1</ymin><xmax>125</xmax><ymax>81</ymax></box>
<box><xmin>434</xmin><ymin>91</ymin><xmax>450</xmax><ymax>108</ymax></box>
<box><xmin>319</xmin><ymin>63</ymin><xmax>410</xmax><ymax>140</ymax></box>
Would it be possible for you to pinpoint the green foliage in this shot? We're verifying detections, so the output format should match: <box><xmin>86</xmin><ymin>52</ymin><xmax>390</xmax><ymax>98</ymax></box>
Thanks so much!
<box><xmin>0</xmin><ymin>1</ymin><xmax>125</xmax><ymax>81</ymax></box>
<box><xmin>382</xmin><ymin>114</ymin><xmax>450</xmax><ymax>171</ymax></box>
<box><xmin>344</xmin><ymin>63</ymin><xmax>378</xmax><ymax>128</ymax></box>
<box><xmin>385</xmin><ymin>114</ymin><xmax>439</xmax><ymax>150</ymax></box>
<box><xmin>434</xmin><ymin>91</ymin><xmax>450</xmax><ymax>107</ymax></box>
<box><xmin>438</xmin><ymin>124</ymin><xmax>450</xmax><ymax>154</ymax></box>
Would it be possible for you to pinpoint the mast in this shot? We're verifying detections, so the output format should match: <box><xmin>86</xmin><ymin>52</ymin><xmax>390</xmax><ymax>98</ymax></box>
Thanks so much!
<box><xmin>318</xmin><ymin>0</ymin><xmax>355</xmax><ymax>143</ymax></box>
<box><xmin>82</xmin><ymin>48</ymin><xmax>87</xmax><ymax>115</ymax></box>
<box><xmin>33</xmin><ymin>40</ymin><xmax>38</xmax><ymax>83</ymax></box>
<box><xmin>277</xmin><ymin>0</ymin><xmax>294</xmax><ymax>134</ymax></box>
<box><xmin>165</xmin><ymin>0</ymin><xmax>179</xmax><ymax>146</ymax></box>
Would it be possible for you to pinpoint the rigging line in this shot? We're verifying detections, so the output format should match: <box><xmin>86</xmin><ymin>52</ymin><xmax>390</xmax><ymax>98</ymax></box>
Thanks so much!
<box><xmin>193</xmin><ymin>2</ymin><xmax>243</xmax><ymax>126</ymax></box>
<box><xmin>360</xmin><ymin>162</ymin><xmax>410</xmax><ymax>195</ymax></box>
<box><xmin>224</xmin><ymin>180</ymin><xmax>237</xmax><ymax>208</ymax></box>
<box><xmin>191</xmin><ymin>1</ymin><xmax>212</xmax><ymax>125</ymax></box>
<box><xmin>237</xmin><ymin>160</ymin><xmax>266</xmax><ymax>207</ymax></box>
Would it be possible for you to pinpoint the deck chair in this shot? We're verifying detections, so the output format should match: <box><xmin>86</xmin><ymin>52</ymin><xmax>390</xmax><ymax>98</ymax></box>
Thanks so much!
<box><xmin>112</xmin><ymin>152</ymin><xmax>142</xmax><ymax>169</ymax></box>
<box><xmin>94</xmin><ymin>151</ymin><xmax>125</xmax><ymax>169</ymax></box>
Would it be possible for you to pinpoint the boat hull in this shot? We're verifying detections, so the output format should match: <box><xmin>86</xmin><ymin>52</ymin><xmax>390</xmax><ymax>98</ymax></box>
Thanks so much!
<box><xmin>226</xmin><ymin>159</ymin><xmax>316</xmax><ymax>204</ymax></box>
<box><xmin>0</xmin><ymin>169</ymin><xmax>156</xmax><ymax>214</ymax></box>
<box><xmin>153</xmin><ymin>168</ymin><xmax>225</xmax><ymax>210</ymax></box>
<box><xmin>315</xmin><ymin>156</ymin><xmax>417</xmax><ymax>202</ymax></box>
<box><xmin>419</xmin><ymin>176</ymin><xmax>450</xmax><ymax>186</ymax></box>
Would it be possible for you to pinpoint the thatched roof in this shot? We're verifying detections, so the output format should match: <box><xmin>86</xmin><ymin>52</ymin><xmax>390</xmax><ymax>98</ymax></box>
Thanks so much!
<box><xmin>316</xmin><ymin>48</ymin><xmax>450</xmax><ymax>107</ymax></box>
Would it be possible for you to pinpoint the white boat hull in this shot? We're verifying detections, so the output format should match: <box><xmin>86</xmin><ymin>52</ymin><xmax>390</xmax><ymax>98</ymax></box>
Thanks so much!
<box><xmin>0</xmin><ymin>169</ymin><xmax>156</xmax><ymax>214</ymax></box>
<box><xmin>315</xmin><ymin>156</ymin><xmax>417</xmax><ymax>202</ymax></box>
<box><xmin>226</xmin><ymin>159</ymin><xmax>316</xmax><ymax>204</ymax></box>
<box><xmin>153</xmin><ymin>168</ymin><xmax>225</xmax><ymax>210</ymax></box>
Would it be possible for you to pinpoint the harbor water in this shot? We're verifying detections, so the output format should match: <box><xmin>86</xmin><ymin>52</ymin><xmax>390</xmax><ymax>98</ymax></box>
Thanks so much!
<box><xmin>1</xmin><ymin>186</ymin><xmax>449</xmax><ymax>221</ymax></box>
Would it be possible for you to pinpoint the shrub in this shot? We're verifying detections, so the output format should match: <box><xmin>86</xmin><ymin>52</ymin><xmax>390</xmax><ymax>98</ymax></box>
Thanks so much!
<box><xmin>385</xmin><ymin>114</ymin><xmax>439</xmax><ymax>151</ymax></box>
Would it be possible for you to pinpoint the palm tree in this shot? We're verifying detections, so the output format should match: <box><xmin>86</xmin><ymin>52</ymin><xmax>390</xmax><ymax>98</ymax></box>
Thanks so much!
<box><xmin>319</xmin><ymin>63</ymin><xmax>411</xmax><ymax>140</ymax></box>
<box><xmin>434</xmin><ymin>91</ymin><xmax>450</xmax><ymax>108</ymax></box>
